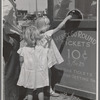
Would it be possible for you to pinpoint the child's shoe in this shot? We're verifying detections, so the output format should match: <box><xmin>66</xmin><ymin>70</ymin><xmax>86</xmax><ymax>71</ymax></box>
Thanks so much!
<box><xmin>50</xmin><ymin>90</ymin><xmax>60</xmax><ymax>97</ymax></box>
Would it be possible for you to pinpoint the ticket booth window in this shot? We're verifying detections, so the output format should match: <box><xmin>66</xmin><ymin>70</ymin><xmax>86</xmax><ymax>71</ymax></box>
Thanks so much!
<box><xmin>53</xmin><ymin>0</ymin><xmax>97</xmax><ymax>20</ymax></box>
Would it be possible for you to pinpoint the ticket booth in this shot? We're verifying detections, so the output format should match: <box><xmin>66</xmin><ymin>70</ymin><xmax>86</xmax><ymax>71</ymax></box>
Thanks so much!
<box><xmin>48</xmin><ymin>0</ymin><xmax>96</xmax><ymax>99</ymax></box>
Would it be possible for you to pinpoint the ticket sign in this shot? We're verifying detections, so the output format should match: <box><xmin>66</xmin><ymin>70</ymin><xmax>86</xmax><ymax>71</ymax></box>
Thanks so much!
<box><xmin>53</xmin><ymin>30</ymin><xmax>96</xmax><ymax>97</ymax></box>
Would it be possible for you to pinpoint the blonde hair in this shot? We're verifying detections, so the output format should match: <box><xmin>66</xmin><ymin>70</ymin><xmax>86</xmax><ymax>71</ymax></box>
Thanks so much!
<box><xmin>24</xmin><ymin>25</ymin><xmax>40</xmax><ymax>46</ymax></box>
<box><xmin>35</xmin><ymin>16</ymin><xmax>50</xmax><ymax>33</ymax></box>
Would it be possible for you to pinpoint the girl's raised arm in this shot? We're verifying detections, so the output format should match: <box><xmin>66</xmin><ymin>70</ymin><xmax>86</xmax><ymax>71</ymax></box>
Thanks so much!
<box><xmin>52</xmin><ymin>15</ymin><xmax>72</xmax><ymax>34</ymax></box>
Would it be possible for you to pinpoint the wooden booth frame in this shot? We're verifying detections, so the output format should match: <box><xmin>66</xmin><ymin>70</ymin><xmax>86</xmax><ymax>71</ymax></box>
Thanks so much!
<box><xmin>48</xmin><ymin>0</ymin><xmax>96</xmax><ymax>31</ymax></box>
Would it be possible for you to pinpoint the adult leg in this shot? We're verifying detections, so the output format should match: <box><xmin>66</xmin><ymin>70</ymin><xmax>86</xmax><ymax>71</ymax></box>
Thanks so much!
<box><xmin>3</xmin><ymin>33</ymin><xmax>20</xmax><ymax>100</ymax></box>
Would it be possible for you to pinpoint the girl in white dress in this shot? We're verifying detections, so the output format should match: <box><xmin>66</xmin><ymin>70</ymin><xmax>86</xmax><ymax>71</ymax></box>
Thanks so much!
<box><xmin>17</xmin><ymin>25</ymin><xmax>50</xmax><ymax>100</ymax></box>
<box><xmin>34</xmin><ymin>15</ymin><xmax>72</xmax><ymax>96</ymax></box>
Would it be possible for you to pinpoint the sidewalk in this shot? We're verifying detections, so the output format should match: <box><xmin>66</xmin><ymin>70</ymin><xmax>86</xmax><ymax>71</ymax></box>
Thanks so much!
<box><xmin>44</xmin><ymin>94</ymin><xmax>82</xmax><ymax>100</ymax></box>
<box><xmin>20</xmin><ymin>93</ymin><xmax>87</xmax><ymax>100</ymax></box>
<box><xmin>19</xmin><ymin>88</ymin><xmax>87</xmax><ymax>100</ymax></box>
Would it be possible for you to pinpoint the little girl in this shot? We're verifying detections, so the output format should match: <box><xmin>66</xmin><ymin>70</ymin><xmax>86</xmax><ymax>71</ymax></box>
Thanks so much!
<box><xmin>17</xmin><ymin>25</ymin><xmax>50</xmax><ymax>100</ymax></box>
<box><xmin>34</xmin><ymin>15</ymin><xmax>72</xmax><ymax>96</ymax></box>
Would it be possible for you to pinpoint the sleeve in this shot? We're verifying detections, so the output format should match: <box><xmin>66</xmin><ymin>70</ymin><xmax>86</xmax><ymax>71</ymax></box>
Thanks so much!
<box><xmin>17</xmin><ymin>48</ymin><xmax>24</xmax><ymax>56</ymax></box>
<box><xmin>44</xmin><ymin>30</ymin><xmax>54</xmax><ymax>37</ymax></box>
<box><xmin>43</xmin><ymin>30</ymin><xmax>54</xmax><ymax>42</ymax></box>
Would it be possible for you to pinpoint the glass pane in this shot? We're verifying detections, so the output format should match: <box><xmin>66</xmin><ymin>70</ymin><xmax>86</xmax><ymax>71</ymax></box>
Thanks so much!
<box><xmin>53</xmin><ymin>0</ymin><xmax>97</xmax><ymax>20</ymax></box>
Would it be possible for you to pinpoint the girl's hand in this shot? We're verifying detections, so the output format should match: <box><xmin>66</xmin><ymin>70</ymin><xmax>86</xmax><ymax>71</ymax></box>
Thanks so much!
<box><xmin>19</xmin><ymin>56</ymin><xmax>24</xmax><ymax>67</ymax></box>
<box><xmin>53</xmin><ymin>15</ymin><xmax>72</xmax><ymax>34</ymax></box>
<box><xmin>20</xmin><ymin>56</ymin><xmax>24</xmax><ymax>62</ymax></box>
<box><xmin>67</xmin><ymin>15</ymin><xmax>72</xmax><ymax>19</ymax></box>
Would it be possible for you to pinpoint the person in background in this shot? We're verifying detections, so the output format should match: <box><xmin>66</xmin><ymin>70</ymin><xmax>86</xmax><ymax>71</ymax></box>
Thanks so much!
<box><xmin>55</xmin><ymin>0</ymin><xmax>71</xmax><ymax>18</ymax></box>
<box><xmin>90</xmin><ymin>0</ymin><xmax>97</xmax><ymax>18</ymax></box>
<box><xmin>3</xmin><ymin>0</ymin><xmax>22</xmax><ymax>100</ymax></box>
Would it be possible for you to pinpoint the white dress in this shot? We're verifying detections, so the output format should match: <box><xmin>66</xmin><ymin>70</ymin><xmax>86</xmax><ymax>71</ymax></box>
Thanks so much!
<box><xmin>37</xmin><ymin>30</ymin><xmax>64</xmax><ymax>68</ymax></box>
<box><xmin>17</xmin><ymin>46</ymin><xmax>49</xmax><ymax>89</ymax></box>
